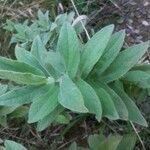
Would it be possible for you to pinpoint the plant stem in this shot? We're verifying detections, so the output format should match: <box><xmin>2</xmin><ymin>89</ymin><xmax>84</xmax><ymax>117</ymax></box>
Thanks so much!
<box><xmin>70</xmin><ymin>0</ymin><xmax>90</xmax><ymax>40</ymax></box>
<box><xmin>130</xmin><ymin>121</ymin><xmax>146</xmax><ymax>150</ymax></box>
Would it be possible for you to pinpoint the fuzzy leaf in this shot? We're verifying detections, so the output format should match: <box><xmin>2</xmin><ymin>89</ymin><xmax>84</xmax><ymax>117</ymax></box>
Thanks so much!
<box><xmin>117</xmin><ymin>134</ymin><xmax>136</xmax><ymax>150</ymax></box>
<box><xmin>44</xmin><ymin>51</ymin><xmax>65</xmax><ymax>74</ymax></box>
<box><xmin>95</xmin><ymin>30</ymin><xmax>125</xmax><ymax>76</ymax></box>
<box><xmin>93</xmin><ymin>84</ymin><xmax>119</xmax><ymax>120</ymax></box>
<box><xmin>0</xmin><ymin>85</ymin><xmax>51</xmax><ymax>107</ymax></box>
<box><xmin>58</xmin><ymin>75</ymin><xmax>88</xmax><ymax>113</ymax></box>
<box><xmin>57</xmin><ymin>22</ymin><xmax>80</xmax><ymax>78</ymax></box>
<box><xmin>0</xmin><ymin>106</ymin><xmax>17</xmax><ymax>116</ymax></box>
<box><xmin>28</xmin><ymin>85</ymin><xmax>59</xmax><ymax>123</ymax></box>
<box><xmin>31</xmin><ymin>35</ymin><xmax>47</xmax><ymax>64</ymax></box>
<box><xmin>100</xmin><ymin>42</ymin><xmax>149</xmax><ymax>83</ymax></box>
<box><xmin>5</xmin><ymin>140</ymin><xmax>27</xmax><ymax>150</ymax></box>
<box><xmin>132</xmin><ymin>64</ymin><xmax>150</xmax><ymax>74</ymax></box>
<box><xmin>80</xmin><ymin>24</ymin><xmax>114</xmax><ymax>78</ymax></box>
<box><xmin>15</xmin><ymin>46</ymin><xmax>49</xmax><ymax>76</ymax></box>
<box><xmin>76</xmin><ymin>79</ymin><xmax>102</xmax><ymax>121</ymax></box>
<box><xmin>101</xmin><ymin>84</ymin><xmax>128</xmax><ymax>120</ymax></box>
<box><xmin>123</xmin><ymin>70</ymin><xmax>150</xmax><ymax>88</ymax></box>
<box><xmin>88</xmin><ymin>134</ymin><xmax>105</xmax><ymax>150</ymax></box>
<box><xmin>37</xmin><ymin>106</ymin><xmax>63</xmax><ymax>131</ymax></box>
<box><xmin>111</xmin><ymin>84</ymin><xmax>148</xmax><ymax>126</ymax></box>
<box><xmin>0</xmin><ymin>84</ymin><xmax>8</xmax><ymax>95</ymax></box>
<box><xmin>0</xmin><ymin>56</ymin><xmax>44</xmax><ymax>76</ymax></box>
<box><xmin>0</xmin><ymin>70</ymin><xmax>47</xmax><ymax>85</ymax></box>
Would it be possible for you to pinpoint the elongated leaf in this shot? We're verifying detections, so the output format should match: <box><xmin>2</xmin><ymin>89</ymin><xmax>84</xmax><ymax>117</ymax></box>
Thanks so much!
<box><xmin>28</xmin><ymin>85</ymin><xmax>59</xmax><ymax>123</ymax></box>
<box><xmin>0</xmin><ymin>56</ymin><xmax>44</xmax><ymax>76</ymax></box>
<box><xmin>68</xmin><ymin>142</ymin><xmax>77</xmax><ymax>150</ymax></box>
<box><xmin>92</xmin><ymin>84</ymin><xmax>119</xmax><ymax>120</ymax></box>
<box><xmin>0</xmin><ymin>70</ymin><xmax>47</xmax><ymax>85</ymax></box>
<box><xmin>0</xmin><ymin>106</ymin><xmax>17</xmax><ymax>116</ymax></box>
<box><xmin>117</xmin><ymin>134</ymin><xmax>136</xmax><ymax>150</ymax></box>
<box><xmin>9</xmin><ymin>106</ymin><xmax>29</xmax><ymax>119</ymax></box>
<box><xmin>111</xmin><ymin>84</ymin><xmax>148</xmax><ymax>126</ymax></box>
<box><xmin>15</xmin><ymin>46</ymin><xmax>49</xmax><ymax>76</ymax></box>
<box><xmin>76</xmin><ymin>79</ymin><xmax>102</xmax><ymax>121</ymax></box>
<box><xmin>95</xmin><ymin>30</ymin><xmax>125</xmax><ymax>76</ymax></box>
<box><xmin>0</xmin><ymin>84</ymin><xmax>8</xmax><ymax>95</ymax></box>
<box><xmin>5</xmin><ymin>140</ymin><xmax>27</xmax><ymax>150</ymax></box>
<box><xmin>31</xmin><ymin>35</ymin><xmax>47</xmax><ymax>64</ymax></box>
<box><xmin>132</xmin><ymin>64</ymin><xmax>150</xmax><ymax>74</ymax></box>
<box><xmin>80</xmin><ymin>25</ymin><xmax>114</xmax><ymax>78</ymax></box>
<box><xmin>123</xmin><ymin>70</ymin><xmax>150</xmax><ymax>88</ymax></box>
<box><xmin>37</xmin><ymin>105</ymin><xmax>63</xmax><ymax>131</ymax></box>
<box><xmin>44</xmin><ymin>51</ymin><xmax>65</xmax><ymax>74</ymax></box>
<box><xmin>100</xmin><ymin>84</ymin><xmax>128</xmax><ymax>120</ymax></box>
<box><xmin>58</xmin><ymin>75</ymin><xmax>88</xmax><ymax>113</ymax></box>
<box><xmin>0</xmin><ymin>84</ymin><xmax>51</xmax><ymax>106</ymax></box>
<box><xmin>100</xmin><ymin>42</ymin><xmax>149</xmax><ymax>83</ymax></box>
<box><xmin>57</xmin><ymin>22</ymin><xmax>80</xmax><ymax>78</ymax></box>
<box><xmin>88</xmin><ymin>134</ymin><xmax>105</xmax><ymax>150</ymax></box>
<box><xmin>99</xmin><ymin>136</ymin><xmax>122</xmax><ymax>150</ymax></box>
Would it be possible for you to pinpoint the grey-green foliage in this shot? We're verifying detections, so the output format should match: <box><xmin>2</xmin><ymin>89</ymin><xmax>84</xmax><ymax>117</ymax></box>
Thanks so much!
<box><xmin>69</xmin><ymin>133</ymin><xmax>136</xmax><ymax>150</ymax></box>
<box><xmin>4</xmin><ymin>140</ymin><xmax>27</xmax><ymax>150</ymax></box>
<box><xmin>0</xmin><ymin>15</ymin><xmax>149</xmax><ymax>131</ymax></box>
<box><xmin>4</xmin><ymin>10</ymin><xmax>82</xmax><ymax>49</ymax></box>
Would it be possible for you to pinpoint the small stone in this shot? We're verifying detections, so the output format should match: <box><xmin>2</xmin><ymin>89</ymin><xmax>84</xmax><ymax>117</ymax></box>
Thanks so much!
<box><xmin>134</xmin><ymin>29</ymin><xmax>140</xmax><ymax>34</ymax></box>
<box><xmin>144</xmin><ymin>1</ymin><xmax>149</xmax><ymax>6</ymax></box>
<box><xmin>142</xmin><ymin>20</ymin><xmax>149</xmax><ymax>26</ymax></box>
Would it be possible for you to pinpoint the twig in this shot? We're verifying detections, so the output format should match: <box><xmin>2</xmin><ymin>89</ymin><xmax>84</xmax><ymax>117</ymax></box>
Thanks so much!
<box><xmin>70</xmin><ymin>0</ymin><xmax>90</xmax><ymax>40</ymax></box>
<box><xmin>130</xmin><ymin>121</ymin><xmax>146</xmax><ymax>150</ymax></box>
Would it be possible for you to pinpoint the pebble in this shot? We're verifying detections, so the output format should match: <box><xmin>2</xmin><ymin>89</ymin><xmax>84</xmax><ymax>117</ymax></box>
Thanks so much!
<box><xmin>142</xmin><ymin>20</ymin><xmax>149</xmax><ymax>26</ymax></box>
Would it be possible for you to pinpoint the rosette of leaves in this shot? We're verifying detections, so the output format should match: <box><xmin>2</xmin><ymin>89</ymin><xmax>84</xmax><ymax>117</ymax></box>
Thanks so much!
<box><xmin>4</xmin><ymin>10</ymin><xmax>78</xmax><ymax>48</ymax></box>
<box><xmin>0</xmin><ymin>22</ymin><xmax>149</xmax><ymax>131</ymax></box>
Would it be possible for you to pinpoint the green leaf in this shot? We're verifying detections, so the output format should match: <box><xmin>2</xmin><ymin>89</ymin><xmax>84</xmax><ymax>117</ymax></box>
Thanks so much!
<box><xmin>95</xmin><ymin>30</ymin><xmax>125</xmax><ymax>76</ymax></box>
<box><xmin>100</xmin><ymin>84</ymin><xmax>128</xmax><ymax>120</ymax></box>
<box><xmin>31</xmin><ymin>35</ymin><xmax>47</xmax><ymax>64</ymax></box>
<box><xmin>92</xmin><ymin>84</ymin><xmax>119</xmax><ymax>120</ymax></box>
<box><xmin>28</xmin><ymin>85</ymin><xmax>59</xmax><ymax>123</ymax></box>
<box><xmin>44</xmin><ymin>51</ymin><xmax>65</xmax><ymax>75</ymax></box>
<box><xmin>57</xmin><ymin>22</ymin><xmax>80</xmax><ymax>78</ymax></box>
<box><xmin>55</xmin><ymin>114</ymin><xmax>70</xmax><ymax>124</ymax></box>
<box><xmin>0</xmin><ymin>84</ymin><xmax>8</xmax><ymax>95</ymax></box>
<box><xmin>15</xmin><ymin>46</ymin><xmax>49</xmax><ymax>76</ymax></box>
<box><xmin>97</xmin><ymin>135</ymin><xmax>122</xmax><ymax>150</ymax></box>
<box><xmin>58</xmin><ymin>75</ymin><xmax>88</xmax><ymax>113</ymax></box>
<box><xmin>5</xmin><ymin>140</ymin><xmax>27</xmax><ymax>150</ymax></box>
<box><xmin>80</xmin><ymin>24</ymin><xmax>114</xmax><ymax>78</ymax></box>
<box><xmin>0</xmin><ymin>106</ymin><xmax>17</xmax><ymax>116</ymax></box>
<box><xmin>117</xmin><ymin>134</ymin><xmax>136</xmax><ymax>150</ymax></box>
<box><xmin>0</xmin><ymin>56</ymin><xmax>44</xmax><ymax>76</ymax></box>
<box><xmin>111</xmin><ymin>84</ymin><xmax>148</xmax><ymax>127</ymax></box>
<box><xmin>76</xmin><ymin>79</ymin><xmax>102</xmax><ymax>121</ymax></box>
<box><xmin>9</xmin><ymin>106</ymin><xmax>29</xmax><ymax>119</ymax></box>
<box><xmin>123</xmin><ymin>70</ymin><xmax>150</xmax><ymax>88</ymax></box>
<box><xmin>0</xmin><ymin>70</ymin><xmax>48</xmax><ymax>85</ymax></box>
<box><xmin>100</xmin><ymin>42</ymin><xmax>149</xmax><ymax>83</ymax></box>
<box><xmin>0</xmin><ymin>84</ymin><xmax>51</xmax><ymax>107</ymax></box>
<box><xmin>132</xmin><ymin>64</ymin><xmax>150</xmax><ymax>74</ymax></box>
<box><xmin>68</xmin><ymin>142</ymin><xmax>77</xmax><ymax>150</ymax></box>
<box><xmin>0</xmin><ymin>116</ymin><xmax>7</xmax><ymax>127</ymax></box>
<box><xmin>88</xmin><ymin>134</ymin><xmax>105</xmax><ymax>150</ymax></box>
<box><xmin>37</xmin><ymin>105</ymin><xmax>63</xmax><ymax>131</ymax></box>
